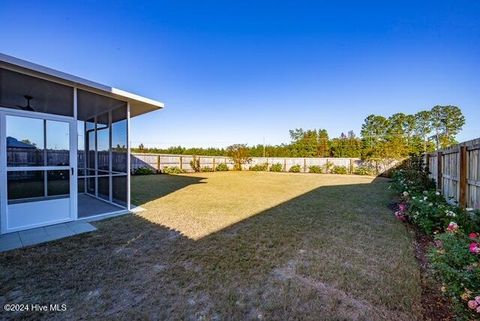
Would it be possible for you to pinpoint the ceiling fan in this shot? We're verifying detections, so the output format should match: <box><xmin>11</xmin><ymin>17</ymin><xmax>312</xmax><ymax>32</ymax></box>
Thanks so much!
<box><xmin>16</xmin><ymin>95</ymin><xmax>35</xmax><ymax>111</ymax></box>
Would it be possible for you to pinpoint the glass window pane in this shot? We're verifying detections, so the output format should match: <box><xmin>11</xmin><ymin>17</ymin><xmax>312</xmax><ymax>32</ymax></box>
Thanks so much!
<box><xmin>47</xmin><ymin>170</ymin><xmax>70</xmax><ymax>197</ymax></box>
<box><xmin>46</xmin><ymin>120</ymin><xmax>70</xmax><ymax>166</ymax></box>
<box><xmin>7</xmin><ymin>171</ymin><xmax>44</xmax><ymax>203</ymax></box>
<box><xmin>6</xmin><ymin>116</ymin><xmax>44</xmax><ymax>167</ymax></box>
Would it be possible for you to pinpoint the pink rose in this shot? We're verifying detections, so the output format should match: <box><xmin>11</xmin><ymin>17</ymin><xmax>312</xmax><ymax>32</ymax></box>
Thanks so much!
<box><xmin>470</xmin><ymin>243</ymin><xmax>480</xmax><ymax>255</ymax></box>
<box><xmin>477</xmin><ymin>306</ymin><xmax>480</xmax><ymax>313</ymax></box>
<box><xmin>447</xmin><ymin>222</ymin><xmax>459</xmax><ymax>232</ymax></box>
<box><xmin>468</xmin><ymin>300</ymin><xmax>478</xmax><ymax>309</ymax></box>
<box><xmin>476</xmin><ymin>296</ymin><xmax>480</xmax><ymax>304</ymax></box>
<box><xmin>470</xmin><ymin>232</ymin><xmax>479</xmax><ymax>239</ymax></box>
<box><xmin>398</xmin><ymin>203</ymin><xmax>407</xmax><ymax>212</ymax></box>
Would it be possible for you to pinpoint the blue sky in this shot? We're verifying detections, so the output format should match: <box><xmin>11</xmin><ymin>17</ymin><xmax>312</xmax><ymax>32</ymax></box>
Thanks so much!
<box><xmin>1</xmin><ymin>1</ymin><xmax>479</xmax><ymax>148</ymax></box>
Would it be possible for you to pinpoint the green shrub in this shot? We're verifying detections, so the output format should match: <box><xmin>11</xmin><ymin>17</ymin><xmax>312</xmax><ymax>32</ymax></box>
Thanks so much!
<box><xmin>322</xmin><ymin>162</ymin><xmax>334</xmax><ymax>174</ymax></box>
<box><xmin>391</xmin><ymin>168</ymin><xmax>435</xmax><ymax>194</ymax></box>
<box><xmin>134</xmin><ymin>167</ymin><xmax>155</xmax><ymax>175</ymax></box>
<box><xmin>332</xmin><ymin>165</ymin><xmax>348</xmax><ymax>174</ymax></box>
<box><xmin>162</xmin><ymin>166</ymin><xmax>184</xmax><ymax>174</ymax></box>
<box><xmin>215</xmin><ymin>163</ymin><xmax>229</xmax><ymax>171</ymax></box>
<box><xmin>289</xmin><ymin>164</ymin><xmax>302</xmax><ymax>173</ymax></box>
<box><xmin>391</xmin><ymin>162</ymin><xmax>480</xmax><ymax>320</ymax></box>
<box><xmin>190</xmin><ymin>156</ymin><xmax>201</xmax><ymax>172</ymax></box>
<box><xmin>250</xmin><ymin>163</ymin><xmax>269</xmax><ymax>171</ymax></box>
<box><xmin>308</xmin><ymin>165</ymin><xmax>322</xmax><ymax>173</ymax></box>
<box><xmin>270</xmin><ymin>163</ymin><xmax>283</xmax><ymax>172</ymax></box>
<box><xmin>354</xmin><ymin>165</ymin><xmax>375</xmax><ymax>176</ymax></box>
<box><xmin>201</xmin><ymin>166</ymin><xmax>214</xmax><ymax>172</ymax></box>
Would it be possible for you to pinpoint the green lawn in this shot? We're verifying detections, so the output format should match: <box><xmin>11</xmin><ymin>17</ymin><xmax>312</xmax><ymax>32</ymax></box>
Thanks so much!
<box><xmin>0</xmin><ymin>172</ymin><xmax>422</xmax><ymax>320</ymax></box>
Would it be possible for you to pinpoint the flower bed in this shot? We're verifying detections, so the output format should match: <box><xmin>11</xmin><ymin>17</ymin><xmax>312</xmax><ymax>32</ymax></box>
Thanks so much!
<box><xmin>391</xmin><ymin>164</ymin><xmax>480</xmax><ymax>320</ymax></box>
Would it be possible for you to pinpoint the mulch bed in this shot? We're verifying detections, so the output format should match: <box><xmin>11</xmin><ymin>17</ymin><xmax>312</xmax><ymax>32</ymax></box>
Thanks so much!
<box><xmin>389</xmin><ymin>201</ymin><xmax>454</xmax><ymax>321</ymax></box>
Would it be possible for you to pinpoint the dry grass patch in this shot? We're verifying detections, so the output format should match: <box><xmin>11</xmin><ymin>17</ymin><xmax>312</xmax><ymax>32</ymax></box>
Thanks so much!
<box><xmin>0</xmin><ymin>172</ymin><xmax>422</xmax><ymax>320</ymax></box>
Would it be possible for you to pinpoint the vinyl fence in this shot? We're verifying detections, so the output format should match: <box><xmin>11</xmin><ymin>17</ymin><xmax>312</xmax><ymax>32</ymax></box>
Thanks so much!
<box><xmin>425</xmin><ymin>138</ymin><xmax>480</xmax><ymax>209</ymax></box>
<box><xmin>131</xmin><ymin>153</ymin><xmax>399</xmax><ymax>175</ymax></box>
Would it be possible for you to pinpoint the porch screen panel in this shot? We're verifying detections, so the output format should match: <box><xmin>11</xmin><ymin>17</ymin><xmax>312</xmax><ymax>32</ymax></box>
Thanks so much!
<box><xmin>97</xmin><ymin>112</ymin><xmax>109</xmax><ymax>200</ymax></box>
<box><xmin>86</xmin><ymin>118</ymin><xmax>96</xmax><ymax>195</ymax></box>
<box><xmin>111</xmin><ymin>106</ymin><xmax>128</xmax><ymax>206</ymax></box>
<box><xmin>77</xmin><ymin>120</ymin><xmax>86</xmax><ymax>193</ymax></box>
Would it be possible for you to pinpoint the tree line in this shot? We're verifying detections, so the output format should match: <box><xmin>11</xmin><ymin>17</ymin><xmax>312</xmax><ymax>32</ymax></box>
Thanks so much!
<box><xmin>133</xmin><ymin>105</ymin><xmax>465</xmax><ymax>159</ymax></box>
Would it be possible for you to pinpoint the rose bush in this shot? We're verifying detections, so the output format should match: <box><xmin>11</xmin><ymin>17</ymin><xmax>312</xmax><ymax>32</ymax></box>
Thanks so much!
<box><xmin>391</xmin><ymin>164</ymin><xmax>480</xmax><ymax>320</ymax></box>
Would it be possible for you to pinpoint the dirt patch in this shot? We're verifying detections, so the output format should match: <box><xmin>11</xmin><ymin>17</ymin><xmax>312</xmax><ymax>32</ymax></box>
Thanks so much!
<box><xmin>390</xmin><ymin>202</ymin><xmax>454</xmax><ymax>321</ymax></box>
<box><xmin>411</xmin><ymin>227</ymin><xmax>454</xmax><ymax>321</ymax></box>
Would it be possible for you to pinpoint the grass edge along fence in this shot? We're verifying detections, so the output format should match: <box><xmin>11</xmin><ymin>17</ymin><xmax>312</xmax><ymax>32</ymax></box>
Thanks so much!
<box><xmin>425</xmin><ymin>138</ymin><xmax>480</xmax><ymax>210</ymax></box>
<box><xmin>131</xmin><ymin>153</ymin><xmax>399</xmax><ymax>176</ymax></box>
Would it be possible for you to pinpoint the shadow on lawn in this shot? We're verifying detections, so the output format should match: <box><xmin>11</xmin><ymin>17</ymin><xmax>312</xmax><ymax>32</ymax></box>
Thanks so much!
<box><xmin>131</xmin><ymin>173</ymin><xmax>207</xmax><ymax>205</ymax></box>
<box><xmin>0</xmin><ymin>176</ymin><xmax>422</xmax><ymax>321</ymax></box>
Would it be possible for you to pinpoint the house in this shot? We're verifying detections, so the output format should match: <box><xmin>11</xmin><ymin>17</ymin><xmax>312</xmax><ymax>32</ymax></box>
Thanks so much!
<box><xmin>0</xmin><ymin>53</ymin><xmax>164</xmax><ymax>234</ymax></box>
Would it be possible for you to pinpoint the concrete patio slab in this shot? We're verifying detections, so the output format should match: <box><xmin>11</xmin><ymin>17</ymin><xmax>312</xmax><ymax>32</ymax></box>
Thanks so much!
<box><xmin>0</xmin><ymin>221</ymin><xmax>97</xmax><ymax>252</ymax></box>
<box><xmin>66</xmin><ymin>221</ymin><xmax>97</xmax><ymax>234</ymax></box>
<box><xmin>0</xmin><ymin>233</ymin><xmax>22</xmax><ymax>252</ymax></box>
<box><xmin>45</xmin><ymin>224</ymin><xmax>75</xmax><ymax>239</ymax></box>
<box><xmin>19</xmin><ymin>228</ymin><xmax>57</xmax><ymax>246</ymax></box>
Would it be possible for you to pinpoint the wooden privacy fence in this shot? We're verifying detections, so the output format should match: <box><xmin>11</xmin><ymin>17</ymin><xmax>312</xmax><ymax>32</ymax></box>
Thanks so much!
<box><xmin>425</xmin><ymin>138</ymin><xmax>480</xmax><ymax>210</ymax></box>
<box><xmin>131</xmin><ymin>153</ymin><xmax>399</xmax><ymax>175</ymax></box>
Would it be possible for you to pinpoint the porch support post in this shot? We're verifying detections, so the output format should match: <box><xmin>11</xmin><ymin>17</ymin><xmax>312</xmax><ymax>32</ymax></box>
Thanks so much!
<box><xmin>94</xmin><ymin>115</ymin><xmax>98</xmax><ymax>198</ymax></box>
<box><xmin>0</xmin><ymin>112</ymin><xmax>6</xmax><ymax>233</ymax></box>
<box><xmin>127</xmin><ymin>102</ymin><xmax>131</xmax><ymax>211</ymax></box>
<box><xmin>72</xmin><ymin>87</ymin><xmax>78</xmax><ymax>219</ymax></box>
<box><xmin>108</xmin><ymin>111</ymin><xmax>113</xmax><ymax>202</ymax></box>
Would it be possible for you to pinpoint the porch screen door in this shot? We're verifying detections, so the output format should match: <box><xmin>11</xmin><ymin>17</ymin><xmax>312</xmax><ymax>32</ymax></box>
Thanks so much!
<box><xmin>0</xmin><ymin>111</ymin><xmax>76</xmax><ymax>233</ymax></box>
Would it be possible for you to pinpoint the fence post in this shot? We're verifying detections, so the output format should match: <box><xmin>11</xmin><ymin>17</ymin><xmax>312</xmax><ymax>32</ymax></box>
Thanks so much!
<box><xmin>425</xmin><ymin>153</ymin><xmax>430</xmax><ymax>174</ymax></box>
<box><xmin>437</xmin><ymin>151</ymin><xmax>443</xmax><ymax>191</ymax></box>
<box><xmin>284</xmin><ymin>158</ymin><xmax>287</xmax><ymax>172</ymax></box>
<box><xmin>303</xmin><ymin>158</ymin><xmax>307</xmax><ymax>173</ymax></box>
<box><xmin>157</xmin><ymin>155</ymin><xmax>161</xmax><ymax>173</ymax></box>
<box><xmin>213</xmin><ymin>157</ymin><xmax>216</xmax><ymax>171</ymax></box>
<box><xmin>179</xmin><ymin>156</ymin><xmax>183</xmax><ymax>171</ymax></box>
<box><xmin>459</xmin><ymin>146</ymin><xmax>467</xmax><ymax>209</ymax></box>
<box><xmin>349</xmin><ymin>159</ymin><xmax>353</xmax><ymax>174</ymax></box>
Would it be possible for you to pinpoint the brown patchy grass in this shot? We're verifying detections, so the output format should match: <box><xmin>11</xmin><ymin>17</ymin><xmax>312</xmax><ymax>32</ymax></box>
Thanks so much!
<box><xmin>0</xmin><ymin>172</ymin><xmax>422</xmax><ymax>320</ymax></box>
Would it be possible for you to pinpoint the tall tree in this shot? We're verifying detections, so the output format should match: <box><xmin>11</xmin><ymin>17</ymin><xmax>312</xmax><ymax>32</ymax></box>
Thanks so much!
<box><xmin>289</xmin><ymin>128</ymin><xmax>319</xmax><ymax>157</ymax></box>
<box><xmin>360</xmin><ymin>115</ymin><xmax>390</xmax><ymax>158</ymax></box>
<box><xmin>414</xmin><ymin>110</ymin><xmax>433</xmax><ymax>153</ymax></box>
<box><xmin>318</xmin><ymin>129</ymin><xmax>330</xmax><ymax>157</ymax></box>
<box><xmin>430</xmin><ymin>105</ymin><xmax>465</xmax><ymax>149</ymax></box>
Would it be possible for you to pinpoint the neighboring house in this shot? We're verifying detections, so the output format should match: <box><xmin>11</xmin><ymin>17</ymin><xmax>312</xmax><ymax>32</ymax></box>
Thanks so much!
<box><xmin>0</xmin><ymin>53</ymin><xmax>164</xmax><ymax>234</ymax></box>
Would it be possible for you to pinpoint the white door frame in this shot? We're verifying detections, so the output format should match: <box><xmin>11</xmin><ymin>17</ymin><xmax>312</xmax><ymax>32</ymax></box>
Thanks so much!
<box><xmin>0</xmin><ymin>107</ymin><xmax>78</xmax><ymax>234</ymax></box>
